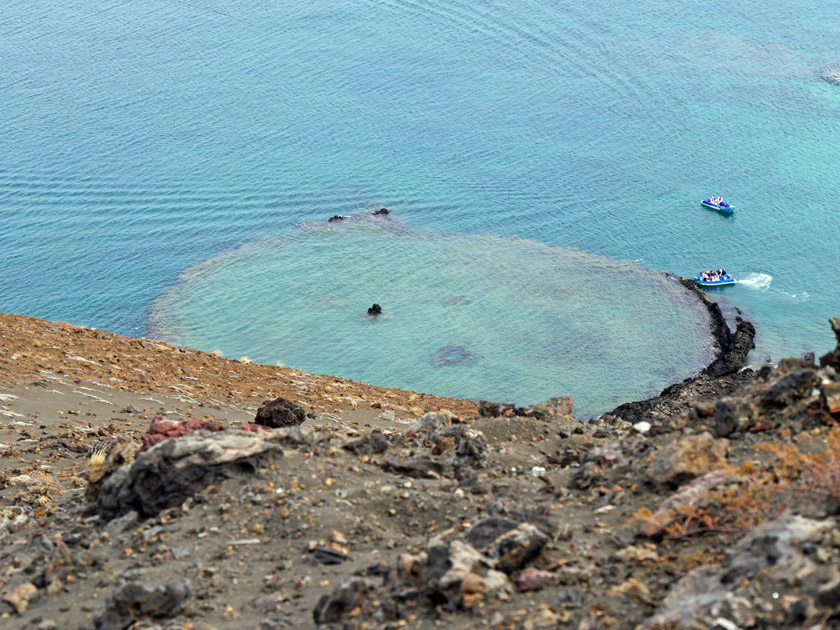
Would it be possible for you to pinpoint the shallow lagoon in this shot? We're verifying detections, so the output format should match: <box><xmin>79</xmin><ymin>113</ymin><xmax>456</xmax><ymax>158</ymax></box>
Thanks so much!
<box><xmin>151</xmin><ymin>219</ymin><xmax>712</xmax><ymax>412</ymax></box>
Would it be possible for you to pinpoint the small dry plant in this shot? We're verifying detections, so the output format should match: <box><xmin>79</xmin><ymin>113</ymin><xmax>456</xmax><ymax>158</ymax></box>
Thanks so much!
<box><xmin>88</xmin><ymin>447</ymin><xmax>107</xmax><ymax>468</ymax></box>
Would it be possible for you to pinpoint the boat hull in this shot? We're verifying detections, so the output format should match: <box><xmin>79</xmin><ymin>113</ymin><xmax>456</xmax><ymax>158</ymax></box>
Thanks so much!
<box><xmin>701</xmin><ymin>199</ymin><xmax>734</xmax><ymax>214</ymax></box>
<box><xmin>694</xmin><ymin>278</ymin><xmax>735</xmax><ymax>287</ymax></box>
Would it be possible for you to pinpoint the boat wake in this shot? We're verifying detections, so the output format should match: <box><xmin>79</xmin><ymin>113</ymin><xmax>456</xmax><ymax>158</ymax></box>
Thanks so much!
<box><xmin>779</xmin><ymin>290</ymin><xmax>811</xmax><ymax>303</ymax></box>
<box><xmin>738</xmin><ymin>272</ymin><xmax>773</xmax><ymax>290</ymax></box>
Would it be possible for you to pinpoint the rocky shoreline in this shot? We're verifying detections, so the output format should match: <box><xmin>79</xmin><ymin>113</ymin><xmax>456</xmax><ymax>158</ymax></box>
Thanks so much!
<box><xmin>2</xmin><ymin>308</ymin><xmax>840</xmax><ymax>630</ymax></box>
<box><xmin>602</xmin><ymin>276</ymin><xmax>757</xmax><ymax>428</ymax></box>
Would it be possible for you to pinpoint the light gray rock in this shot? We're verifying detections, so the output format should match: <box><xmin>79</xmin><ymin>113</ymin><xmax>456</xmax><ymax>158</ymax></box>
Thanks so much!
<box><xmin>97</xmin><ymin>430</ymin><xmax>283</xmax><ymax>519</ymax></box>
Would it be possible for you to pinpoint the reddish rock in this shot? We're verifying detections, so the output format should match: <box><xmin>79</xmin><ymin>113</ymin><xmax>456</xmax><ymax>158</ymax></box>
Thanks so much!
<box><xmin>514</xmin><ymin>569</ymin><xmax>561</xmax><ymax>592</ymax></box>
<box><xmin>140</xmin><ymin>416</ymin><xmax>224</xmax><ymax>452</ymax></box>
<box><xmin>236</xmin><ymin>423</ymin><xmax>273</xmax><ymax>434</ymax></box>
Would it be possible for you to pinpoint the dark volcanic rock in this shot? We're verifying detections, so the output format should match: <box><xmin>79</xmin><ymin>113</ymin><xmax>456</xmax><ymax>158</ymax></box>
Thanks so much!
<box><xmin>367</xmin><ymin>303</ymin><xmax>382</xmax><ymax>315</ymax></box>
<box><xmin>643</xmin><ymin>515</ymin><xmax>836</xmax><ymax>628</ymax></box>
<box><xmin>570</xmin><ymin>433</ymin><xmax>650</xmax><ymax>490</ymax></box>
<box><xmin>491</xmin><ymin>522</ymin><xmax>549</xmax><ymax>573</ymax></box>
<box><xmin>313</xmin><ymin>577</ymin><xmax>376</xmax><ymax>625</ymax></box>
<box><xmin>702</xmin><ymin>316</ymin><xmax>756</xmax><ymax>379</ymax></box>
<box><xmin>478</xmin><ymin>400</ymin><xmax>515</xmax><ymax>417</ymax></box>
<box><xmin>465</xmin><ymin>517</ymin><xmax>520</xmax><ymax>549</ymax></box>
<box><xmin>94</xmin><ymin>580</ymin><xmax>190</xmax><ymax>630</ymax></box>
<box><xmin>711</xmin><ymin>323</ymin><xmax>840</xmax><ymax>435</ymax></box>
<box><xmin>327</xmin><ymin>214</ymin><xmax>348</xmax><ymax>222</ymax></box>
<box><xmin>343</xmin><ymin>429</ymin><xmax>390</xmax><ymax>455</ymax></box>
<box><xmin>379</xmin><ymin>457</ymin><xmax>447</xmax><ymax>479</ymax></box>
<box><xmin>819</xmin><ymin>317</ymin><xmax>840</xmax><ymax>371</ymax></box>
<box><xmin>760</xmin><ymin>368</ymin><xmax>821</xmax><ymax>408</ymax></box>
<box><xmin>255</xmin><ymin>397</ymin><xmax>306</xmax><ymax>428</ymax></box>
<box><xmin>371</xmin><ymin>207</ymin><xmax>390</xmax><ymax>216</ymax></box>
<box><xmin>424</xmin><ymin>540</ymin><xmax>510</xmax><ymax>607</ymax></box>
<box><xmin>446</xmin><ymin>425</ymin><xmax>488</xmax><ymax>467</ymax></box>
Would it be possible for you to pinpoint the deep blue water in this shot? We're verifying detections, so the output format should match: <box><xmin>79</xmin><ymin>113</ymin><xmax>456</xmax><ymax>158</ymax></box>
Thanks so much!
<box><xmin>2</xmin><ymin>0</ymin><xmax>839</xmax><ymax>413</ymax></box>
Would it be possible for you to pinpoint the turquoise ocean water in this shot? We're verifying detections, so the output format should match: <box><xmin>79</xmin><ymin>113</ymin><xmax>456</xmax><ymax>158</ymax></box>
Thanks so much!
<box><xmin>2</xmin><ymin>0</ymin><xmax>839</xmax><ymax>413</ymax></box>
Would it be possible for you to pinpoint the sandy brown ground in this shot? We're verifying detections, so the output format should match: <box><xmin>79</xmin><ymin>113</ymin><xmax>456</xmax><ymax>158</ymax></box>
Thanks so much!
<box><xmin>0</xmin><ymin>313</ymin><xmax>478</xmax><ymax>418</ymax></box>
<box><xmin>0</xmin><ymin>375</ymin><xmax>618</xmax><ymax>630</ymax></box>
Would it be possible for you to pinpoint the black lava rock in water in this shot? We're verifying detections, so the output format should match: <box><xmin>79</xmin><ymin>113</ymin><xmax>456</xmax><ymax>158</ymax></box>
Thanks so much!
<box><xmin>368</xmin><ymin>303</ymin><xmax>382</xmax><ymax>315</ymax></box>
<box><xmin>328</xmin><ymin>214</ymin><xmax>349</xmax><ymax>222</ymax></box>
<box><xmin>371</xmin><ymin>207</ymin><xmax>390</xmax><ymax>216</ymax></box>
<box><xmin>255</xmin><ymin>397</ymin><xmax>306</xmax><ymax>428</ymax></box>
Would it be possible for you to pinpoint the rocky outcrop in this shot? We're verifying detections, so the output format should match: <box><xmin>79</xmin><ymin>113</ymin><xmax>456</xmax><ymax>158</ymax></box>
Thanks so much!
<box><xmin>570</xmin><ymin>433</ymin><xmax>651</xmax><ymax>489</ymax></box>
<box><xmin>96</xmin><ymin>430</ymin><xmax>283</xmax><ymax>519</ymax></box>
<box><xmin>313</xmin><ymin>518</ymin><xmax>557</xmax><ymax>626</ymax></box>
<box><xmin>643</xmin><ymin>515</ymin><xmax>838</xmax><ymax>628</ymax></box>
<box><xmin>712</xmin><ymin>335</ymin><xmax>840</xmax><ymax>436</ymax></box>
<box><xmin>646</xmin><ymin>432</ymin><xmax>729</xmax><ymax>486</ymax></box>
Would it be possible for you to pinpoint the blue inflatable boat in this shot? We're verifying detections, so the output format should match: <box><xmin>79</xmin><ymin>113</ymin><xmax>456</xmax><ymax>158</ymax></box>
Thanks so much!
<box><xmin>694</xmin><ymin>273</ymin><xmax>735</xmax><ymax>287</ymax></box>
<box><xmin>701</xmin><ymin>198</ymin><xmax>734</xmax><ymax>214</ymax></box>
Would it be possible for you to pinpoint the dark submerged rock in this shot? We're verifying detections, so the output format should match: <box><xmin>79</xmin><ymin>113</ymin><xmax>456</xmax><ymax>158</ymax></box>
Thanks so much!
<box><xmin>327</xmin><ymin>214</ymin><xmax>348</xmax><ymax>222</ymax></box>
<box><xmin>367</xmin><ymin>303</ymin><xmax>382</xmax><ymax>315</ymax></box>
<box><xmin>432</xmin><ymin>344</ymin><xmax>476</xmax><ymax>366</ymax></box>
<box><xmin>371</xmin><ymin>207</ymin><xmax>390</xmax><ymax>216</ymax></box>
